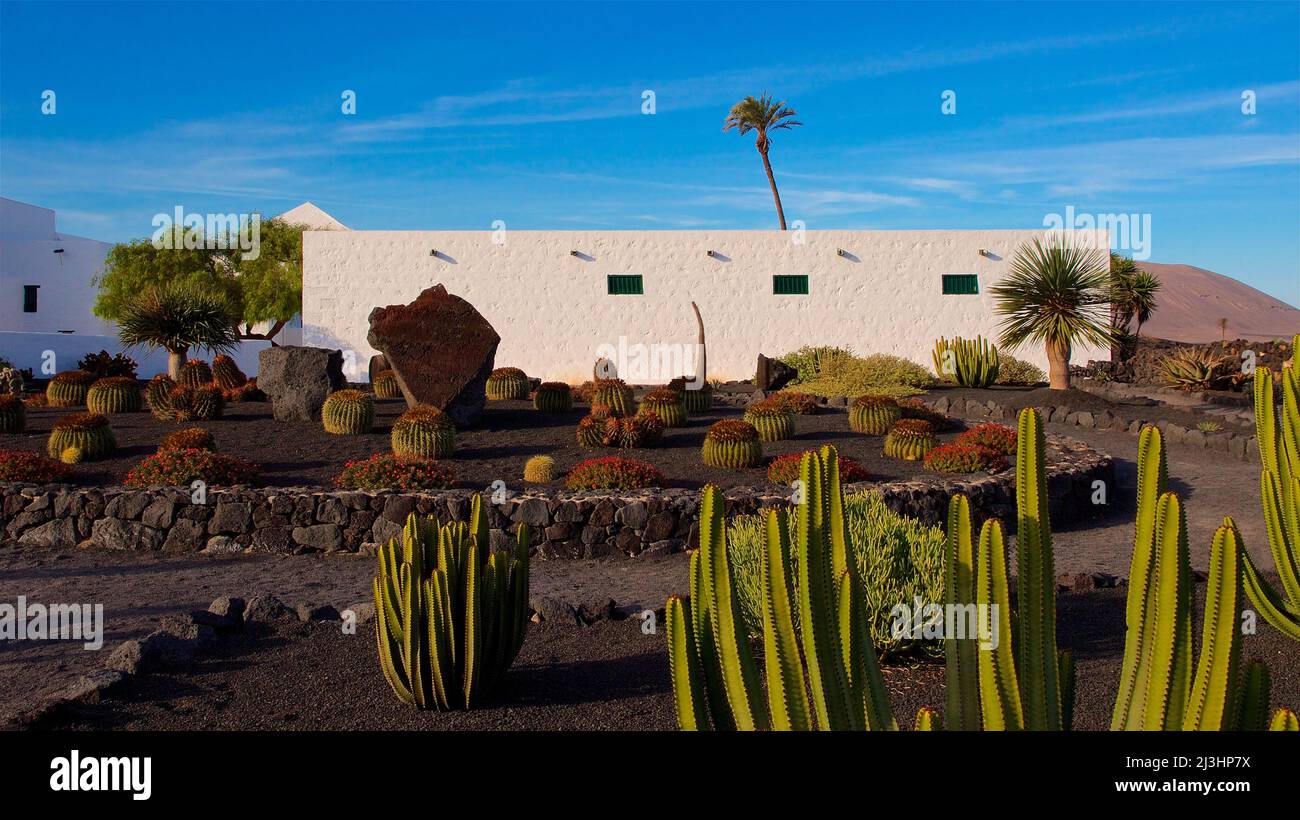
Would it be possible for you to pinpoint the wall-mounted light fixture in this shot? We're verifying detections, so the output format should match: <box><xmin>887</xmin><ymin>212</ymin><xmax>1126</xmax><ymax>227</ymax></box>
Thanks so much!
<box><xmin>430</xmin><ymin>249</ymin><xmax>438</xmax><ymax>257</ymax></box>
<box><xmin>836</xmin><ymin>248</ymin><xmax>849</xmax><ymax>257</ymax></box>
<box><xmin>570</xmin><ymin>250</ymin><xmax>581</xmax><ymax>257</ymax></box>
<box><xmin>52</xmin><ymin>248</ymin><xmax>65</xmax><ymax>254</ymax></box>
<box><xmin>978</xmin><ymin>248</ymin><xmax>990</xmax><ymax>257</ymax></box>
<box><xmin>706</xmin><ymin>249</ymin><xmax>720</xmax><ymax>258</ymax></box>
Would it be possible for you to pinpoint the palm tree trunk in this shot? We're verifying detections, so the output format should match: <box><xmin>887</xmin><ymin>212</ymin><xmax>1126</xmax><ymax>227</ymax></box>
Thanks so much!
<box><xmin>757</xmin><ymin>143</ymin><xmax>787</xmax><ymax>230</ymax></box>
<box><xmin>1046</xmin><ymin>339</ymin><xmax>1072</xmax><ymax>390</ymax></box>
<box><xmin>168</xmin><ymin>348</ymin><xmax>188</xmax><ymax>380</ymax></box>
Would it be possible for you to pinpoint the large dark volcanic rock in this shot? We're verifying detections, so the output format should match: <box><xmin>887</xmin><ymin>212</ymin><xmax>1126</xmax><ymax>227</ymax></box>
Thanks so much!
<box><xmin>755</xmin><ymin>354</ymin><xmax>796</xmax><ymax>391</ymax></box>
<box><xmin>366</xmin><ymin>285</ymin><xmax>500</xmax><ymax>427</ymax></box>
<box><xmin>258</xmin><ymin>346</ymin><xmax>346</xmax><ymax>422</ymax></box>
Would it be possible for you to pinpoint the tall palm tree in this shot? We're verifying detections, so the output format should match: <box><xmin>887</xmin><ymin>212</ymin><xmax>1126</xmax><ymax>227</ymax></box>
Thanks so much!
<box><xmin>1128</xmin><ymin>269</ymin><xmax>1162</xmax><ymax>341</ymax></box>
<box><xmin>117</xmin><ymin>281</ymin><xmax>240</xmax><ymax>378</ymax></box>
<box><xmin>723</xmin><ymin>94</ymin><xmax>801</xmax><ymax>230</ymax></box>
<box><xmin>991</xmin><ymin>236</ymin><xmax>1115</xmax><ymax>390</ymax></box>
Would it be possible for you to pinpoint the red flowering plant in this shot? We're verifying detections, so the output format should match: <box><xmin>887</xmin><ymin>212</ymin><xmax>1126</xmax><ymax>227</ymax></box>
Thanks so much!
<box><xmin>564</xmin><ymin>456</ymin><xmax>665</xmax><ymax>491</ymax></box>
<box><xmin>0</xmin><ymin>450</ymin><xmax>73</xmax><ymax>482</ymax></box>
<box><xmin>335</xmin><ymin>452</ymin><xmax>456</xmax><ymax>491</ymax></box>
<box><xmin>767</xmin><ymin>451</ymin><xmax>870</xmax><ymax>485</ymax></box>
<box><xmin>955</xmin><ymin>423</ymin><xmax>1017</xmax><ymax>455</ymax></box>
<box><xmin>125</xmin><ymin>448</ymin><xmax>259</xmax><ymax>487</ymax></box>
<box><xmin>923</xmin><ymin>444</ymin><xmax>1008</xmax><ymax>474</ymax></box>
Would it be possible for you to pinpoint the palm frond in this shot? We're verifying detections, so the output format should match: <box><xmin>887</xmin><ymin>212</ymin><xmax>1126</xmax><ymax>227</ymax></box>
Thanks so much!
<box><xmin>990</xmin><ymin>236</ymin><xmax>1116</xmax><ymax>351</ymax></box>
<box><xmin>117</xmin><ymin>281</ymin><xmax>241</xmax><ymax>356</ymax></box>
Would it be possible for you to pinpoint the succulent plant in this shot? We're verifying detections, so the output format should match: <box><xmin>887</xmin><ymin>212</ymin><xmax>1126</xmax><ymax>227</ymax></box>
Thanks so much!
<box><xmin>772</xmin><ymin>391</ymin><xmax>819</xmax><ymax>415</ymax></box>
<box><xmin>46</xmin><ymin>370</ymin><xmax>96</xmax><ymax>407</ymax></box>
<box><xmin>923</xmin><ymin>443</ymin><xmax>1007</xmax><ymax>474</ymax></box>
<box><xmin>391</xmin><ymin>405</ymin><xmax>455</xmax><ymax>459</ymax></box>
<box><xmin>163</xmin><ymin>385</ymin><xmax>224</xmax><ymax>421</ymax></box>
<box><xmin>590</xmin><ymin>378</ymin><xmax>634</xmax><ymax>417</ymax></box>
<box><xmin>86</xmin><ymin>376</ymin><xmax>142</xmax><ymax>414</ymax></box>
<box><xmin>932</xmin><ymin>335</ymin><xmax>1000</xmax><ymax>388</ymax></box>
<box><xmin>883</xmin><ymin>419</ymin><xmax>937</xmax><ymax>460</ymax></box>
<box><xmin>767</xmin><ymin>450</ymin><xmax>869</xmax><ymax>485</ymax></box>
<box><xmin>682</xmin><ymin>383</ymin><xmax>713</xmax><ymax>413</ymax></box>
<box><xmin>0</xmin><ymin>395</ymin><xmax>26</xmax><ymax>433</ymax></box>
<box><xmin>225</xmin><ymin>378</ymin><xmax>266</xmax><ymax>403</ymax></box>
<box><xmin>955</xmin><ymin>423</ymin><xmax>1017</xmax><ymax>454</ymax></box>
<box><xmin>47</xmin><ymin>412</ymin><xmax>116</xmax><ymax>461</ymax></box>
<box><xmin>601</xmin><ymin>412</ymin><xmax>663</xmax><ymax>449</ymax></box>
<box><xmin>373</xmin><ymin>500</ymin><xmax>532</xmax><ymax>709</ymax></box>
<box><xmin>211</xmin><ymin>355</ymin><xmax>248</xmax><ymax>390</ymax></box>
<box><xmin>177</xmin><ymin>359</ymin><xmax>214</xmax><ymax>389</ymax></box>
<box><xmin>638</xmin><ymin>387</ymin><xmax>686</xmax><ymax>427</ymax></box>
<box><xmin>159</xmin><ymin>427</ymin><xmax>217</xmax><ymax>452</ymax></box>
<box><xmin>565</xmin><ymin>456</ymin><xmax>665</xmax><ymax>490</ymax></box>
<box><xmin>533</xmin><ymin>382</ymin><xmax>573</xmax><ymax>413</ymax></box>
<box><xmin>898</xmin><ymin>397</ymin><xmax>958</xmax><ymax>431</ymax></box>
<box><xmin>702</xmin><ymin>419</ymin><xmax>762</xmax><ymax>469</ymax></box>
<box><xmin>486</xmin><ymin>367</ymin><xmax>530</xmax><ymax>400</ymax></box>
<box><xmin>848</xmin><ymin>394</ymin><xmax>901</xmax><ymax>435</ymax></box>
<box><xmin>576</xmin><ymin>412</ymin><xmax>608</xmax><ymax>448</ymax></box>
<box><xmin>523</xmin><ymin>455</ymin><xmax>556</xmax><ymax>483</ymax></box>
<box><xmin>743</xmin><ymin>398</ymin><xmax>795</xmax><ymax>442</ymax></box>
<box><xmin>322</xmin><ymin>389</ymin><xmax>375</xmax><ymax>435</ymax></box>
<box><xmin>59</xmin><ymin>446</ymin><xmax>84</xmax><ymax>465</ymax></box>
<box><xmin>372</xmin><ymin>370</ymin><xmax>402</xmax><ymax>399</ymax></box>
<box><xmin>145</xmin><ymin>375</ymin><xmax>178</xmax><ymax>419</ymax></box>
<box><xmin>0</xmin><ymin>367</ymin><xmax>24</xmax><ymax>397</ymax></box>
<box><xmin>1159</xmin><ymin>347</ymin><xmax>1228</xmax><ymax>391</ymax></box>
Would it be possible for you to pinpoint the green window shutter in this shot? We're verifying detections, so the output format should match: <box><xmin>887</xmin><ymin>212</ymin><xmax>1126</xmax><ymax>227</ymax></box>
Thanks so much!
<box><xmin>942</xmin><ymin>274</ymin><xmax>979</xmax><ymax>295</ymax></box>
<box><xmin>607</xmin><ymin>274</ymin><xmax>644</xmax><ymax>295</ymax></box>
<box><xmin>773</xmin><ymin>274</ymin><xmax>809</xmax><ymax>295</ymax></box>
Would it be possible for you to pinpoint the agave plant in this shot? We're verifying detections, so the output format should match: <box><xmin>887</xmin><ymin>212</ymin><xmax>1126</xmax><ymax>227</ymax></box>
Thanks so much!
<box><xmin>1159</xmin><ymin>347</ymin><xmax>1228</xmax><ymax>391</ymax></box>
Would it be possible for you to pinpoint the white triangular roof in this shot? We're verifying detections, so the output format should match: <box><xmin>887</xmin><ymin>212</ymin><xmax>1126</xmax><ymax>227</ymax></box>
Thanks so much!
<box><xmin>275</xmin><ymin>201</ymin><xmax>349</xmax><ymax>230</ymax></box>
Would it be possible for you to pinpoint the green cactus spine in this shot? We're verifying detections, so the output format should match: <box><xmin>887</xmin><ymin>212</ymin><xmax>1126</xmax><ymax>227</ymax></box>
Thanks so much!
<box><xmin>164</xmin><ymin>385</ymin><xmax>223</xmax><ymax>421</ymax></box>
<box><xmin>883</xmin><ymin>419</ymin><xmax>937</xmax><ymax>460</ymax></box>
<box><xmin>211</xmin><ymin>355</ymin><xmax>247</xmax><ymax>390</ymax></box>
<box><xmin>590</xmin><ymin>379</ymin><xmax>634</xmax><ymax>417</ymax></box>
<box><xmin>391</xmin><ymin>406</ymin><xmax>456</xmax><ymax>459</ymax></box>
<box><xmin>932</xmin><ymin>335</ymin><xmax>1000</xmax><ymax>388</ymax></box>
<box><xmin>638</xmin><ymin>388</ymin><xmax>686</xmax><ymax>427</ymax></box>
<box><xmin>943</xmin><ymin>495</ymin><xmax>980</xmax><ymax>730</ymax></box>
<box><xmin>575</xmin><ymin>413</ymin><xmax>607</xmax><ymax>448</ymax></box>
<box><xmin>46</xmin><ymin>412</ymin><xmax>116</xmax><ymax>461</ymax></box>
<box><xmin>486</xmin><ymin>367</ymin><xmax>529</xmax><ymax>400</ymax></box>
<box><xmin>682</xmin><ymin>383</ymin><xmax>713</xmax><ymax>413</ymax></box>
<box><xmin>533</xmin><ymin>382</ymin><xmax>573</xmax><ymax>413</ymax></box>
<box><xmin>321</xmin><ymin>389</ymin><xmax>375</xmax><ymax>434</ymax></box>
<box><xmin>522</xmin><ymin>455</ymin><xmax>555</xmax><ymax>483</ymax></box>
<box><xmin>701</xmin><ymin>420</ymin><xmax>762</xmax><ymax>469</ymax></box>
<box><xmin>372</xmin><ymin>370</ymin><xmax>402</xmax><ymax>399</ymax></box>
<box><xmin>177</xmin><ymin>359</ymin><xmax>213</xmax><ymax>389</ymax></box>
<box><xmin>46</xmin><ymin>370</ymin><xmax>95</xmax><ymax>407</ymax></box>
<box><xmin>372</xmin><ymin>498</ymin><xmax>531</xmax><ymax>709</ymax></box>
<box><xmin>0</xmin><ymin>395</ymin><xmax>25</xmax><ymax>433</ymax></box>
<box><xmin>145</xmin><ymin>375</ymin><xmax>177</xmax><ymax>419</ymax></box>
<box><xmin>1015</xmin><ymin>408</ymin><xmax>1061</xmax><ymax>730</ymax></box>
<box><xmin>0</xmin><ymin>367</ymin><xmax>24</xmax><ymax>397</ymax></box>
<box><xmin>86</xmin><ymin>377</ymin><xmax>142</xmax><ymax>414</ymax></box>
<box><xmin>914</xmin><ymin>707</ymin><xmax>941</xmax><ymax>731</ymax></box>
<box><xmin>1271</xmin><ymin>707</ymin><xmax>1299</xmax><ymax>731</ymax></box>
<box><xmin>743</xmin><ymin>399</ymin><xmax>795</xmax><ymax>442</ymax></box>
<box><xmin>849</xmin><ymin>395</ymin><xmax>901</xmax><ymax>435</ymax></box>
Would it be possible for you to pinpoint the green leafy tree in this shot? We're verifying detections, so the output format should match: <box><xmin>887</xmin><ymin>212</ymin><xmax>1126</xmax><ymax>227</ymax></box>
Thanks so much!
<box><xmin>1108</xmin><ymin>254</ymin><xmax>1162</xmax><ymax>360</ymax></box>
<box><xmin>991</xmin><ymin>237</ymin><xmax>1115</xmax><ymax>390</ymax></box>
<box><xmin>723</xmin><ymin>94</ymin><xmax>801</xmax><ymax>230</ymax></box>
<box><xmin>117</xmin><ymin>281</ymin><xmax>241</xmax><ymax>378</ymax></box>
<box><xmin>1128</xmin><ymin>269</ymin><xmax>1161</xmax><ymax>341</ymax></box>
<box><xmin>227</xmin><ymin>218</ymin><xmax>304</xmax><ymax>341</ymax></box>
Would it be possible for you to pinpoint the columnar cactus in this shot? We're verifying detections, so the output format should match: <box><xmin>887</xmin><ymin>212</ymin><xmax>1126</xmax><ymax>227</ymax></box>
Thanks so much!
<box><xmin>145</xmin><ymin>375</ymin><xmax>177</xmax><ymax>419</ymax></box>
<box><xmin>883</xmin><ymin>419</ymin><xmax>937</xmax><ymax>460</ymax></box>
<box><xmin>391</xmin><ymin>406</ymin><xmax>455</xmax><ymax>459</ymax></box>
<box><xmin>177</xmin><ymin>359</ymin><xmax>214</xmax><ymax>389</ymax></box>
<box><xmin>372</xmin><ymin>370</ymin><xmax>402</xmax><ymax>399</ymax></box>
<box><xmin>211</xmin><ymin>355</ymin><xmax>248</xmax><ymax>390</ymax></box>
<box><xmin>590</xmin><ymin>378</ymin><xmax>634</xmax><ymax>417</ymax></box>
<box><xmin>523</xmin><ymin>455</ymin><xmax>555</xmax><ymax>483</ymax></box>
<box><xmin>743</xmin><ymin>398</ymin><xmax>795</xmax><ymax>442</ymax></box>
<box><xmin>533</xmin><ymin>382</ymin><xmax>573</xmax><ymax>413</ymax></box>
<box><xmin>322</xmin><ymin>389</ymin><xmax>375</xmax><ymax>434</ymax></box>
<box><xmin>373</xmin><ymin>499</ymin><xmax>532</xmax><ymax>709</ymax></box>
<box><xmin>0</xmin><ymin>395</ymin><xmax>25</xmax><ymax>433</ymax></box>
<box><xmin>486</xmin><ymin>367</ymin><xmax>530</xmax><ymax>400</ymax></box>
<box><xmin>849</xmin><ymin>394</ymin><xmax>901</xmax><ymax>435</ymax></box>
<box><xmin>932</xmin><ymin>335</ymin><xmax>1000</xmax><ymax>388</ymax></box>
<box><xmin>86</xmin><ymin>376</ymin><xmax>142</xmax><ymax>414</ymax></box>
<box><xmin>638</xmin><ymin>387</ymin><xmax>686</xmax><ymax>427</ymax></box>
<box><xmin>46</xmin><ymin>370</ymin><xmax>96</xmax><ymax>407</ymax></box>
<box><xmin>701</xmin><ymin>419</ymin><xmax>762</xmax><ymax>469</ymax></box>
<box><xmin>47</xmin><ymin>412</ymin><xmax>116</xmax><ymax>461</ymax></box>
<box><xmin>0</xmin><ymin>367</ymin><xmax>24</xmax><ymax>397</ymax></box>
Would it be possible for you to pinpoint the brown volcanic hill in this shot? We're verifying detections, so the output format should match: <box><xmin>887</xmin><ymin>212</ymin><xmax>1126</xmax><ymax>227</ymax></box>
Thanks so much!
<box><xmin>1132</xmin><ymin>261</ymin><xmax>1299</xmax><ymax>343</ymax></box>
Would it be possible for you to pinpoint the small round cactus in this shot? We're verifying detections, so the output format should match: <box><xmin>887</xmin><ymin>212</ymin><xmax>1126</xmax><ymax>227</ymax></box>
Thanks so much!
<box><xmin>884</xmin><ymin>419</ymin><xmax>938</xmax><ymax>461</ymax></box>
<box><xmin>743</xmin><ymin>398</ymin><xmax>795</xmax><ymax>442</ymax></box>
<box><xmin>638</xmin><ymin>387</ymin><xmax>686</xmax><ymax>428</ymax></box>
<box><xmin>486</xmin><ymin>367</ymin><xmax>530</xmax><ymax>400</ymax></box>
<box><xmin>682</xmin><ymin>382</ymin><xmax>713</xmax><ymax>413</ymax></box>
<box><xmin>849</xmin><ymin>394</ymin><xmax>902</xmax><ymax>435</ymax></box>
<box><xmin>372</xmin><ymin>370</ymin><xmax>402</xmax><ymax>399</ymax></box>
<box><xmin>533</xmin><ymin>381</ymin><xmax>573</xmax><ymax>413</ymax></box>
<box><xmin>601</xmin><ymin>413</ymin><xmax>663</xmax><ymax>449</ymax></box>
<box><xmin>702</xmin><ymin>419</ymin><xmax>762</xmax><ymax>469</ymax></box>
<box><xmin>211</xmin><ymin>355</ymin><xmax>248</xmax><ymax>390</ymax></box>
<box><xmin>47</xmin><ymin>412</ymin><xmax>116</xmax><ymax>461</ymax></box>
<box><xmin>146</xmin><ymin>375</ymin><xmax>177</xmax><ymax>419</ymax></box>
<box><xmin>0</xmin><ymin>394</ymin><xmax>26</xmax><ymax>433</ymax></box>
<box><xmin>523</xmin><ymin>455</ymin><xmax>556</xmax><ymax>483</ymax></box>
<box><xmin>60</xmin><ymin>446</ymin><xmax>85</xmax><ymax>465</ymax></box>
<box><xmin>166</xmin><ymin>385</ymin><xmax>224</xmax><ymax>422</ymax></box>
<box><xmin>46</xmin><ymin>370</ymin><xmax>96</xmax><ymax>407</ymax></box>
<box><xmin>87</xmin><ymin>376</ymin><xmax>142</xmax><ymax>414</ymax></box>
<box><xmin>576</xmin><ymin>412</ymin><xmax>608</xmax><ymax>448</ymax></box>
<box><xmin>392</xmin><ymin>405</ymin><xmax>455</xmax><ymax>459</ymax></box>
<box><xmin>177</xmin><ymin>359</ymin><xmax>214</xmax><ymax>389</ymax></box>
<box><xmin>159</xmin><ymin>427</ymin><xmax>217</xmax><ymax>452</ymax></box>
<box><xmin>322</xmin><ymin>389</ymin><xmax>375</xmax><ymax>435</ymax></box>
<box><xmin>0</xmin><ymin>366</ymin><xmax>24</xmax><ymax>397</ymax></box>
<box><xmin>590</xmin><ymin>378</ymin><xmax>634</xmax><ymax>417</ymax></box>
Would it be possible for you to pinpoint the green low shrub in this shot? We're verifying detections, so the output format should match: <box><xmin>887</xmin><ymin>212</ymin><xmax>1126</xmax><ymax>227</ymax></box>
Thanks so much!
<box><xmin>780</xmin><ymin>348</ymin><xmax>933</xmax><ymax>398</ymax></box>
<box><xmin>995</xmin><ymin>355</ymin><xmax>1046</xmax><ymax>385</ymax></box>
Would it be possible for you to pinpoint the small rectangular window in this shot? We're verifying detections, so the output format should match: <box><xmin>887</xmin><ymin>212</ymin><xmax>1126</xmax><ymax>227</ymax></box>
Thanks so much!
<box><xmin>773</xmin><ymin>274</ymin><xmax>809</xmax><ymax>295</ymax></box>
<box><xmin>22</xmin><ymin>285</ymin><xmax>39</xmax><ymax>313</ymax></box>
<box><xmin>942</xmin><ymin>274</ymin><xmax>979</xmax><ymax>295</ymax></box>
<box><xmin>607</xmin><ymin>274</ymin><xmax>644</xmax><ymax>295</ymax></box>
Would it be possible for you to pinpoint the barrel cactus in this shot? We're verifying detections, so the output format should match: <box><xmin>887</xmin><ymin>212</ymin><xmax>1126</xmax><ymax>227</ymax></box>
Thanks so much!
<box><xmin>602</xmin><ymin>413</ymin><xmax>663</xmax><ymax>449</ymax></box>
<box><xmin>165</xmin><ymin>385</ymin><xmax>224</xmax><ymax>422</ymax></box>
<box><xmin>576</xmin><ymin>412</ymin><xmax>609</xmax><ymax>448</ymax></box>
<box><xmin>0</xmin><ymin>395</ymin><xmax>25</xmax><ymax>433</ymax></box>
<box><xmin>177</xmin><ymin>359</ymin><xmax>214</xmax><ymax>389</ymax></box>
<box><xmin>87</xmin><ymin>376</ymin><xmax>142</xmax><ymax>414</ymax></box>
<box><xmin>322</xmin><ymin>389</ymin><xmax>375</xmax><ymax>435</ymax></box>
<box><xmin>702</xmin><ymin>419</ymin><xmax>762</xmax><ymax>469</ymax></box>
<box><xmin>47</xmin><ymin>412</ymin><xmax>116</xmax><ymax>461</ymax></box>
<box><xmin>392</xmin><ymin>406</ymin><xmax>456</xmax><ymax>459</ymax></box>
<box><xmin>46</xmin><ymin>370</ymin><xmax>96</xmax><ymax>407</ymax></box>
<box><xmin>534</xmin><ymin>382</ymin><xmax>573</xmax><ymax>413</ymax></box>
<box><xmin>682</xmin><ymin>382</ymin><xmax>713</xmax><ymax>413</ymax></box>
<box><xmin>373</xmin><ymin>370</ymin><xmax>402</xmax><ymax>399</ymax></box>
<box><xmin>146</xmin><ymin>375</ymin><xmax>178</xmax><ymax>419</ymax></box>
<box><xmin>211</xmin><ymin>355</ymin><xmax>248</xmax><ymax>390</ymax></box>
<box><xmin>486</xmin><ymin>367</ymin><xmax>530</xmax><ymax>400</ymax></box>
<box><xmin>639</xmin><ymin>387</ymin><xmax>686</xmax><ymax>427</ymax></box>
<box><xmin>590</xmin><ymin>378</ymin><xmax>634</xmax><ymax>417</ymax></box>
<box><xmin>849</xmin><ymin>394</ymin><xmax>902</xmax><ymax>435</ymax></box>
<box><xmin>0</xmin><ymin>367</ymin><xmax>24</xmax><ymax>397</ymax></box>
<box><xmin>743</xmin><ymin>398</ymin><xmax>795</xmax><ymax>442</ymax></box>
<box><xmin>523</xmin><ymin>455</ymin><xmax>556</xmax><ymax>483</ymax></box>
<box><xmin>884</xmin><ymin>419</ymin><xmax>937</xmax><ymax>460</ymax></box>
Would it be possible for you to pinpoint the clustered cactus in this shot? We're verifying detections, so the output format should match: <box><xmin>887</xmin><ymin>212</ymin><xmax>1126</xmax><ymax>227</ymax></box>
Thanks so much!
<box><xmin>86</xmin><ymin>376</ymin><xmax>142</xmax><ymax>415</ymax></box>
<box><xmin>177</xmin><ymin>359</ymin><xmax>214</xmax><ymax>389</ymax></box>
<box><xmin>322</xmin><ymin>389</ymin><xmax>375</xmax><ymax>435</ymax></box>
<box><xmin>46</xmin><ymin>370</ymin><xmax>96</xmax><ymax>407</ymax></box>
<box><xmin>391</xmin><ymin>406</ymin><xmax>456</xmax><ymax>459</ymax></box>
<box><xmin>523</xmin><ymin>455</ymin><xmax>555</xmax><ymax>483</ymax></box>
<box><xmin>638</xmin><ymin>387</ymin><xmax>686</xmax><ymax>427</ymax></box>
<box><xmin>372</xmin><ymin>370</ymin><xmax>402</xmax><ymax>399</ymax></box>
<box><xmin>0</xmin><ymin>367</ymin><xmax>24</xmax><ymax>397</ymax></box>
<box><xmin>848</xmin><ymin>394</ymin><xmax>901</xmax><ymax>435</ymax></box>
<box><xmin>932</xmin><ymin>335</ymin><xmax>1000</xmax><ymax>388</ymax></box>
<box><xmin>153</xmin><ymin>385</ymin><xmax>223</xmax><ymax>421</ymax></box>
<box><xmin>701</xmin><ymin>419</ymin><xmax>762</xmax><ymax>469</ymax></box>
<box><xmin>743</xmin><ymin>398</ymin><xmax>795</xmax><ymax>442</ymax></box>
<box><xmin>47</xmin><ymin>412</ymin><xmax>116</xmax><ymax>463</ymax></box>
<box><xmin>211</xmin><ymin>355</ymin><xmax>248</xmax><ymax>390</ymax></box>
<box><xmin>0</xmin><ymin>395</ymin><xmax>25</xmax><ymax>433</ymax></box>
<box><xmin>533</xmin><ymin>382</ymin><xmax>573</xmax><ymax>413</ymax></box>
<box><xmin>590</xmin><ymin>378</ymin><xmax>634</xmax><ymax>417</ymax></box>
<box><xmin>373</xmin><ymin>500</ymin><xmax>532</xmax><ymax>709</ymax></box>
<box><xmin>883</xmin><ymin>419</ymin><xmax>937</xmax><ymax>460</ymax></box>
<box><xmin>601</xmin><ymin>413</ymin><xmax>663</xmax><ymax>449</ymax></box>
<box><xmin>486</xmin><ymin>367</ymin><xmax>530</xmax><ymax>400</ymax></box>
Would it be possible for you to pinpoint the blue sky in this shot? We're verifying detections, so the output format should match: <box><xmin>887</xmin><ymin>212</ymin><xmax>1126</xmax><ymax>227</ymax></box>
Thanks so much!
<box><xmin>2</xmin><ymin>0</ymin><xmax>1298</xmax><ymax>305</ymax></box>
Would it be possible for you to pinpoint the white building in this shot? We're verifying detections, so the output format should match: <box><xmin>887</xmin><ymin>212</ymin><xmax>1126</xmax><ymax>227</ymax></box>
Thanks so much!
<box><xmin>302</xmin><ymin>228</ymin><xmax>1111</xmax><ymax>383</ymax></box>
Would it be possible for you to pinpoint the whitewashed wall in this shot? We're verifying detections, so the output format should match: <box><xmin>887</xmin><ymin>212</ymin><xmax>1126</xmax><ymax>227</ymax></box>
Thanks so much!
<box><xmin>0</xmin><ymin>332</ymin><xmax>270</xmax><ymax>380</ymax></box>
<box><xmin>302</xmin><ymin>230</ymin><xmax>1111</xmax><ymax>384</ymax></box>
